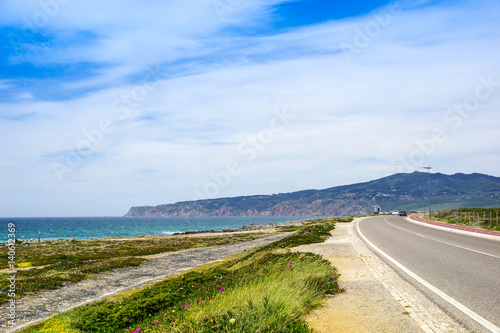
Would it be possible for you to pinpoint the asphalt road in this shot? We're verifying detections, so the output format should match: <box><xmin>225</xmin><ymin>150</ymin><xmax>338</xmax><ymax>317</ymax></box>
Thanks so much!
<box><xmin>356</xmin><ymin>215</ymin><xmax>500</xmax><ymax>333</ymax></box>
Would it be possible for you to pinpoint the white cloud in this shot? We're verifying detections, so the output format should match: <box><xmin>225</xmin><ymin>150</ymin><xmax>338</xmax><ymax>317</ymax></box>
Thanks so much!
<box><xmin>0</xmin><ymin>0</ymin><xmax>499</xmax><ymax>216</ymax></box>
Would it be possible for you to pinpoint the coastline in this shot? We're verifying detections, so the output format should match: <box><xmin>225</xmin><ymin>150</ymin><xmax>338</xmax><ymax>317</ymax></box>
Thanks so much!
<box><xmin>1</xmin><ymin>218</ymin><xmax>335</xmax><ymax>332</ymax></box>
<box><xmin>170</xmin><ymin>220</ymin><xmax>306</xmax><ymax>236</ymax></box>
<box><xmin>2</xmin><ymin>216</ymin><xmax>465</xmax><ymax>332</ymax></box>
<box><xmin>1</xmin><ymin>216</ymin><xmax>309</xmax><ymax>243</ymax></box>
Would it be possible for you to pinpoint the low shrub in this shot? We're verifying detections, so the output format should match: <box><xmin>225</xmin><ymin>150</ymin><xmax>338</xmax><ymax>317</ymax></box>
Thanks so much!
<box><xmin>333</xmin><ymin>216</ymin><xmax>354</xmax><ymax>222</ymax></box>
<box><xmin>23</xmin><ymin>219</ymin><xmax>341</xmax><ymax>332</ymax></box>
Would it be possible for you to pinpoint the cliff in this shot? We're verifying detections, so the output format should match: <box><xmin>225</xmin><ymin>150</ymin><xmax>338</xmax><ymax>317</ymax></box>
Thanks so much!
<box><xmin>125</xmin><ymin>172</ymin><xmax>500</xmax><ymax>217</ymax></box>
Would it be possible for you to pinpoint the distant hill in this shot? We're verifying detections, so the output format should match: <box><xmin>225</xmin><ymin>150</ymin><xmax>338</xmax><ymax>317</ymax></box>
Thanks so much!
<box><xmin>125</xmin><ymin>172</ymin><xmax>500</xmax><ymax>217</ymax></box>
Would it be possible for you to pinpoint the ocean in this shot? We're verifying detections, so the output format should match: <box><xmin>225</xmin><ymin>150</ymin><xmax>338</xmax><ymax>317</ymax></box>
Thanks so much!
<box><xmin>0</xmin><ymin>216</ymin><xmax>312</xmax><ymax>242</ymax></box>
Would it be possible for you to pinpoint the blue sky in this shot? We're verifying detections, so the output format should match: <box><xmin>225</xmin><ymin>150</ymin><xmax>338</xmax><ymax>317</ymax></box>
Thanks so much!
<box><xmin>1</xmin><ymin>0</ymin><xmax>499</xmax><ymax>217</ymax></box>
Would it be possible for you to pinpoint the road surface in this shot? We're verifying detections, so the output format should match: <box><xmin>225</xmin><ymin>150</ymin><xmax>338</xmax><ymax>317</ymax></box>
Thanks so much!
<box><xmin>356</xmin><ymin>215</ymin><xmax>500</xmax><ymax>333</ymax></box>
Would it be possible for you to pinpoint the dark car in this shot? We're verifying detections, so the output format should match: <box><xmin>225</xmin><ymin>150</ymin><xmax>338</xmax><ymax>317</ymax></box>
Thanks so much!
<box><xmin>399</xmin><ymin>211</ymin><xmax>407</xmax><ymax>216</ymax></box>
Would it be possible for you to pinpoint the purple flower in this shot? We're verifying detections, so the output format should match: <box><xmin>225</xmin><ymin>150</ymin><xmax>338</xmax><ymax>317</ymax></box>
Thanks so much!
<box><xmin>289</xmin><ymin>265</ymin><xmax>293</xmax><ymax>268</ymax></box>
<box><xmin>220</xmin><ymin>287</ymin><xmax>225</xmax><ymax>290</ymax></box>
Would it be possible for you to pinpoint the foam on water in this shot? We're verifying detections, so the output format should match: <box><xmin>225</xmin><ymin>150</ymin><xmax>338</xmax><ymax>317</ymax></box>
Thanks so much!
<box><xmin>0</xmin><ymin>216</ymin><xmax>312</xmax><ymax>242</ymax></box>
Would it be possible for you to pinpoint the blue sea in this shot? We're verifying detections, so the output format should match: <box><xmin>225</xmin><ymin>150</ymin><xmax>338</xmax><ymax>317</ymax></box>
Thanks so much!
<box><xmin>0</xmin><ymin>216</ymin><xmax>312</xmax><ymax>242</ymax></box>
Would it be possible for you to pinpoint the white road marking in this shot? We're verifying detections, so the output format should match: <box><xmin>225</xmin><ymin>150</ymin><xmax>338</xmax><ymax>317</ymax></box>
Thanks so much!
<box><xmin>384</xmin><ymin>218</ymin><xmax>500</xmax><ymax>260</ymax></box>
<box><xmin>356</xmin><ymin>220</ymin><xmax>500</xmax><ymax>333</ymax></box>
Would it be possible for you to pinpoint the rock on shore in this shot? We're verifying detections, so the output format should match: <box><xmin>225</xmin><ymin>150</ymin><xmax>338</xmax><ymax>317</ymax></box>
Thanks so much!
<box><xmin>172</xmin><ymin>221</ymin><xmax>305</xmax><ymax>235</ymax></box>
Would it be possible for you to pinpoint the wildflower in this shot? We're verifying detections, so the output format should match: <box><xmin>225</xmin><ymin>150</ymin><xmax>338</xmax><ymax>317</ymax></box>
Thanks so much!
<box><xmin>229</xmin><ymin>318</ymin><xmax>236</xmax><ymax>324</ymax></box>
<box><xmin>331</xmin><ymin>275</ymin><xmax>336</xmax><ymax>278</ymax></box>
<box><xmin>289</xmin><ymin>265</ymin><xmax>293</xmax><ymax>268</ymax></box>
<box><xmin>220</xmin><ymin>287</ymin><xmax>224</xmax><ymax>290</ymax></box>
<box><xmin>217</xmin><ymin>284</ymin><xmax>221</xmax><ymax>287</ymax></box>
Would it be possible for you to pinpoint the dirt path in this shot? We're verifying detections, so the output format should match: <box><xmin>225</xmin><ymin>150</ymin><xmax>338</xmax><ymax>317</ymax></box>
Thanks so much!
<box><xmin>293</xmin><ymin>219</ymin><xmax>468</xmax><ymax>333</ymax></box>
<box><xmin>0</xmin><ymin>233</ymin><xmax>290</xmax><ymax>333</ymax></box>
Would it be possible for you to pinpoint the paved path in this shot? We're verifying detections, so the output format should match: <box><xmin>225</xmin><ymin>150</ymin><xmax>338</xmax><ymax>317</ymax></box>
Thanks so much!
<box><xmin>295</xmin><ymin>220</ymin><xmax>468</xmax><ymax>333</ymax></box>
<box><xmin>409</xmin><ymin>215</ymin><xmax>500</xmax><ymax>239</ymax></box>
<box><xmin>0</xmin><ymin>233</ymin><xmax>290</xmax><ymax>333</ymax></box>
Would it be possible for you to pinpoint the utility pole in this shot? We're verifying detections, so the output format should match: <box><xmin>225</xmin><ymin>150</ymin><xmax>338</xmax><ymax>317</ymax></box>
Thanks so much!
<box><xmin>418</xmin><ymin>186</ymin><xmax>426</xmax><ymax>216</ymax></box>
<box><xmin>422</xmin><ymin>166</ymin><xmax>432</xmax><ymax>219</ymax></box>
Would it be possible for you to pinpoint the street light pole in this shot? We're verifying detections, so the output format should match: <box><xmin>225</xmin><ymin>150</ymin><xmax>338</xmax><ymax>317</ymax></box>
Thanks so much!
<box><xmin>422</xmin><ymin>166</ymin><xmax>432</xmax><ymax>219</ymax></box>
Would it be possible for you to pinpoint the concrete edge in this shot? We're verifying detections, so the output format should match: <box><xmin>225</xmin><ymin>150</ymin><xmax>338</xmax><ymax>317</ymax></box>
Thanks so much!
<box><xmin>405</xmin><ymin>216</ymin><xmax>500</xmax><ymax>242</ymax></box>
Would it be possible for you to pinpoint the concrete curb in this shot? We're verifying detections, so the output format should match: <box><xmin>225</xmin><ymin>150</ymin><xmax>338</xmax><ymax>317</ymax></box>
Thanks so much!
<box><xmin>406</xmin><ymin>215</ymin><xmax>500</xmax><ymax>242</ymax></box>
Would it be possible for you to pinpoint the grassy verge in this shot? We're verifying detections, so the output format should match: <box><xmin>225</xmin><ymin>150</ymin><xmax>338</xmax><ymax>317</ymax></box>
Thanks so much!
<box><xmin>429</xmin><ymin>208</ymin><xmax>500</xmax><ymax>231</ymax></box>
<box><xmin>0</xmin><ymin>233</ymin><xmax>273</xmax><ymax>304</ymax></box>
<box><xmin>21</xmin><ymin>218</ymin><xmax>341</xmax><ymax>333</ymax></box>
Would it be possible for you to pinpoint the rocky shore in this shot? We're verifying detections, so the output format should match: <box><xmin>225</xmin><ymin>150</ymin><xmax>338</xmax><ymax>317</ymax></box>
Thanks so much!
<box><xmin>172</xmin><ymin>220</ymin><xmax>306</xmax><ymax>235</ymax></box>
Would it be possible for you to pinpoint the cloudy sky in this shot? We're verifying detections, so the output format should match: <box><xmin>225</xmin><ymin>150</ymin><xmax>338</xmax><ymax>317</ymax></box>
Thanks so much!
<box><xmin>1</xmin><ymin>0</ymin><xmax>499</xmax><ymax>217</ymax></box>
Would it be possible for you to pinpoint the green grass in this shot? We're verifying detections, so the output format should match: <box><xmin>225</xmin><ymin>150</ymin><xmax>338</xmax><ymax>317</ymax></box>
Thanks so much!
<box><xmin>0</xmin><ymin>233</ymin><xmax>273</xmax><ymax>304</ymax></box>
<box><xmin>21</xmin><ymin>219</ymin><xmax>341</xmax><ymax>333</ymax></box>
<box><xmin>333</xmin><ymin>216</ymin><xmax>354</xmax><ymax>223</ymax></box>
<box><xmin>431</xmin><ymin>208</ymin><xmax>500</xmax><ymax>231</ymax></box>
<box><xmin>254</xmin><ymin>218</ymin><xmax>336</xmax><ymax>253</ymax></box>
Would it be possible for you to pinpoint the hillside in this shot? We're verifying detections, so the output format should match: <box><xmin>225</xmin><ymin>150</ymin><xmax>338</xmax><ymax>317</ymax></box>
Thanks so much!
<box><xmin>125</xmin><ymin>172</ymin><xmax>500</xmax><ymax>217</ymax></box>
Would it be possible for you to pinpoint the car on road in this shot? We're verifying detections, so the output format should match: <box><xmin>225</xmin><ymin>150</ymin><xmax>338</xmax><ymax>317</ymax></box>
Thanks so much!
<box><xmin>399</xmin><ymin>211</ymin><xmax>407</xmax><ymax>216</ymax></box>
<box><xmin>392</xmin><ymin>210</ymin><xmax>399</xmax><ymax>215</ymax></box>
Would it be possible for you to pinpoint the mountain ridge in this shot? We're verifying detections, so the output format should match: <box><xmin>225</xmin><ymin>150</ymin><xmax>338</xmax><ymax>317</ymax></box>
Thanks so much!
<box><xmin>125</xmin><ymin>172</ymin><xmax>500</xmax><ymax>217</ymax></box>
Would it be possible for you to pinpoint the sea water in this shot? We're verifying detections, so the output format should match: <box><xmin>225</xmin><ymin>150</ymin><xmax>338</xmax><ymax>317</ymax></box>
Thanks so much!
<box><xmin>0</xmin><ymin>216</ymin><xmax>312</xmax><ymax>242</ymax></box>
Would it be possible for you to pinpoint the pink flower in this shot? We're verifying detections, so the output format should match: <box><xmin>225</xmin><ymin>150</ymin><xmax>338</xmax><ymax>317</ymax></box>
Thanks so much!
<box><xmin>217</xmin><ymin>284</ymin><xmax>221</xmax><ymax>287</ymax></box>
<box><xmin>220</xmin><ymin>287</ymin><xmax>224</xmax><ymax>290</ymax></box>
<box><xmin>289</xmin><ymin>265</ymin><xmax>293</xmax><ymax>268</ymax></box>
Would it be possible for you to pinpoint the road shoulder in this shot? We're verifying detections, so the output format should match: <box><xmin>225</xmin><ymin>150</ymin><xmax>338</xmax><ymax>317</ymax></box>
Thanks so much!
<box><xmin>293</xmin><ymin>219</ymin><xmax>468</xmax><ymax>333</ymax></box>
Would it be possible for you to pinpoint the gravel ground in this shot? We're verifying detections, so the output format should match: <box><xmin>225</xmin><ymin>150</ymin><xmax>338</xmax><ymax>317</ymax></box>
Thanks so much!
<box><xmin>0</xmin><ymin>233</ymin><xmax>290</xmax><ymax>333</ymax></box>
